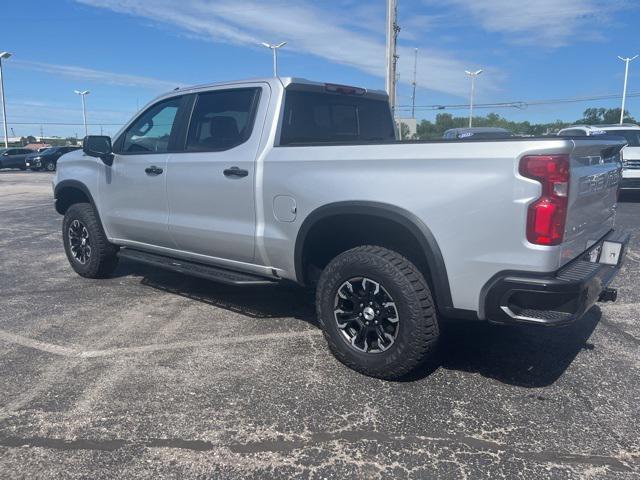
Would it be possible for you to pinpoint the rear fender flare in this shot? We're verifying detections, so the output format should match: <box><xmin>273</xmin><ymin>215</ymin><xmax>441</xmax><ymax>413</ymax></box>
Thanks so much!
<box><xmin>294</xmin><ymin>201</ymin><xmax>454</xmax><ymax>310</ymax></box>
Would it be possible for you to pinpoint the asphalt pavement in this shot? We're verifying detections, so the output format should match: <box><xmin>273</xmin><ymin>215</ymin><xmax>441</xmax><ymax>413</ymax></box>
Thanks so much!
<box><xmin>0</xmin><ymin>171</ymin><xmax>638</xmax><ymax>479</ymax></box>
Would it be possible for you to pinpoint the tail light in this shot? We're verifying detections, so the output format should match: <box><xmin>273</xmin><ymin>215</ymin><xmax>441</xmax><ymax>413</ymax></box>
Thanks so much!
<box><xmin>519</xmin><ymin>155</ymin><xmax>570</xmax><ymax>246</ymax></box>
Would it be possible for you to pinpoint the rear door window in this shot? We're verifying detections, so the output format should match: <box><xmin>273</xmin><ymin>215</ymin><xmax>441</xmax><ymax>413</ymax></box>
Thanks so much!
<box><xmin>185</xmin><ymin>88</ymin><xmax>261</xmax><ymax>152</ymax></box>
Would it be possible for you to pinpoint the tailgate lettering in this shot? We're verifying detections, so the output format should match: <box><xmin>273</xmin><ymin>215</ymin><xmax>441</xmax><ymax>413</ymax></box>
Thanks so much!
<box><xmin>578</xmin><ymin>169</ymin><xmax>620</xmax><ymax>196</ymax></box>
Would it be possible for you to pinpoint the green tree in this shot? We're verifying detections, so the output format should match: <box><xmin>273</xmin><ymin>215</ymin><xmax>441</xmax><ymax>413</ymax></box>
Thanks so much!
<box><xmin>575</xmin><ymin>108</ymin><xmax>636</xmax><ymax>125</ymax></box>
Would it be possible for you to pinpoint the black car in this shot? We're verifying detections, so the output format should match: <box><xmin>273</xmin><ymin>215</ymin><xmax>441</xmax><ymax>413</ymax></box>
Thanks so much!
<box><xmin>25</xmin><ymin>146</ymin><xmax>81</xmax><ymax>172</ymax></box>
<box><xmin>0</xmin><ymin>148</ymin><xmax>35</xmax><ymax>170</ymax></box>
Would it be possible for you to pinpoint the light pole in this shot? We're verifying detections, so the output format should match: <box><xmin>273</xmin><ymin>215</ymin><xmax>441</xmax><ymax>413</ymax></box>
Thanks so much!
<box><xmin>465</xmin><ymin>69</ymin><xmax>483</xmax><ymax>128</ymax></box>
<box><xmin>618</xmin><ymin>55</ymin><xmax>638</xmax><ymax>124</ymax></box>
<box><xmin>0</xmin><ymin>51</ymin><xmax>12</xmax><ymax>148</ymax></box>
<box><xmin>385</xmin><ymin>0</ymin><xmax>400</xmax><ymax>115</ymax></box>
<box><xmin>74</xmin><ymin>90</ymin><xmax>90</xmax><ymax>136</ymax></box>
<box><xmin>261</xmin><ymin>42</ymin><xmax>287</xmax><ymax>77</ymax></box>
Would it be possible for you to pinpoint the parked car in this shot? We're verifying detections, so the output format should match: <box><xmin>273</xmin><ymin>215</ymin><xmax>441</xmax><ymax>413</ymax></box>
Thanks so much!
<box><xmin>558</xmin><ymin>124</ymin><xmax>640</xmax><ymax>189</ymax></box>
<box><xmin>443</xmin><ymin>127</ymin><xmax>514</xmax><ymax>139</ymax></box>
<box><xmin>53</xmin><ymin>77</ymin><xmax>628</xmax><ymax>379</ymax></box>
<box><xmin>0</xmin><ymin>147</ymin><xmax>34</xmax><ymax>170</ymax></box>
<box><xmin>25</xmin><ymin>146</ymin><xmax>81</xmax><ymax>172</ymax></box>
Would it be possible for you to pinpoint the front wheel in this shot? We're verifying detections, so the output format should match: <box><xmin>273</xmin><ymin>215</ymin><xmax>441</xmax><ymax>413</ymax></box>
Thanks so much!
<box><xmin>62</xmin><ymin>203</ymin><xmax>119</xmax><ymax>278</ymax></box>
<box><xmin>44</xmin><ymin>161</ymin><xmax>56</xmax><ymax>172</ymax></box>
<box><xmin>316</xmin><ymin>245</ymin><xmax>439</xmax><ymax>379</ymax></box>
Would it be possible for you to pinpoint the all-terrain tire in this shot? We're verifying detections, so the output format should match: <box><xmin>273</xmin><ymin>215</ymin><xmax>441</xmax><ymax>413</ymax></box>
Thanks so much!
<box><xmin>316</xmin><ymin>245</ymin><xmax>439</xmax><ymax>379</ymax></box>
<box><xmin>62</xmin><ymin>203</ymin><xmax>119</xmax><ymax>278</ymax></box>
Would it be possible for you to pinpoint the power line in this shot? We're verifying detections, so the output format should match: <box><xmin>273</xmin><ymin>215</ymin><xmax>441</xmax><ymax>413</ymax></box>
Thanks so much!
<box><xmin>397</xmin><ymin>91</ymin><xmax>640</xmax><ymax>112</ymax></box>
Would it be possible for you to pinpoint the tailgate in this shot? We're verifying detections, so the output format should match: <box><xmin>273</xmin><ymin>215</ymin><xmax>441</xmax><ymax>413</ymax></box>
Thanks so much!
<box><xmin>561</xmin><ymin>138</ymin><xmax>625</xmax><ymax>265</ymax></box>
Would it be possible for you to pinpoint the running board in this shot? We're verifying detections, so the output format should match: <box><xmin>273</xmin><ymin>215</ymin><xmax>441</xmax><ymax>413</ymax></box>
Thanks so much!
<box><xmin>117</xmin><ymin>248</ymin><xmax>278</xmax><ymax>286</ymax></box>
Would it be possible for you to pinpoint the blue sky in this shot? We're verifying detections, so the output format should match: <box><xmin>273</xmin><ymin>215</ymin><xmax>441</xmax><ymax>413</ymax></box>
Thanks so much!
<box><xmin>2</xmin><ymin>0</ymin><xmax>640</xmax><ymax>138</ymax></box>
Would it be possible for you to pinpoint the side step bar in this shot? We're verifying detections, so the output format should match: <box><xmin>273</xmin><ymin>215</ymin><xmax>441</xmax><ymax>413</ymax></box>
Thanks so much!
<box><xmin>117</xmin><ymin>248</ymin><xmax>278</xmax><ymax>286</ymax></box>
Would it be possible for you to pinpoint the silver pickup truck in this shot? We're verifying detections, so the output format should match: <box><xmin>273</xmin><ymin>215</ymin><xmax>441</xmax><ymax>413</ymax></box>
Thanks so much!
<box><xmin>53</xmin><ymin>77</ymin><xmax>629</xmax><ymax>379</ymax></box>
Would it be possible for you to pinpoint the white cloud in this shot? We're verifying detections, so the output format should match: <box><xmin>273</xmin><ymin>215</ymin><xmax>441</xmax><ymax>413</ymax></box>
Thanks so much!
<box><xmin>74</xmin><ymin>0</ymin><xmax>488</xmax><ymax>97</ymax></box>
<box><xmin>430</xmin><ymin>0</ymin><xmax>627</xmax><ymax>46</ymax></box>
<box><xmin>12</xmin><ymin>60</ymin><xmax>181</xmax><ymax>91</ymax></box>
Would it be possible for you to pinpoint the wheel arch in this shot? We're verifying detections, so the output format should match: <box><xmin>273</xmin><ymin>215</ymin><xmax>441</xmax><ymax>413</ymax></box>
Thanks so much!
<box><xmin>54</xmin><ymin>180</ymin><xmax>97</xmax><ymax>215</ymax></box>
<box><xmin>294</xmin><ymin>201</ymin><xmax>454</xmax><ymax>311</ymax></box>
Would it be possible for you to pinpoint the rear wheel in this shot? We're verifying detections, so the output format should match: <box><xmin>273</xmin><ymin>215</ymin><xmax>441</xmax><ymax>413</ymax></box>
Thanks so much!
<box><xmin>62</xmin><ymin>203</ymin><xmax>119</xmax><ymax>278</ymax></box>
<box><xmin>316</xmin><ymin>245</ymin><xmax>439</xmax><ymax>379</ymax></box>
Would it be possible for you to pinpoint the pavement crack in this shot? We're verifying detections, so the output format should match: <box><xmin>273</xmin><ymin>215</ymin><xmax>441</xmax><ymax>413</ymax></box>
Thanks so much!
<box><xmin>0</xmin><ymin>436</ymin><xmax>215</xmax><ymax>452</ymax></box>
<box><xmin>227</xmin><ymin>430</ymin><xmax>635</xmax><ymax>472</ymax></box>
<box><xmin>2</xmin><ymin>431</ymin><xmax>632</xmax><ymax>472</ymax></box>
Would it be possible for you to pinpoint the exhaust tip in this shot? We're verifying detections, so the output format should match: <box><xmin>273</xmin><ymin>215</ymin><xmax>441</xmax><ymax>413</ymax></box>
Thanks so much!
<box><xmin>598</xmin><ymin>288</ymin><xmax>618</xmax><ymax>303</ymax></box>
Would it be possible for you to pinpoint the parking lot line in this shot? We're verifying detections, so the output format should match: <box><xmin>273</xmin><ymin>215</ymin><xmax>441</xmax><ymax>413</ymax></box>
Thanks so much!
<box><xmin>0</xmin><ymin>327</ymin><xmax>322</xmax><ymax>359</ymax></box>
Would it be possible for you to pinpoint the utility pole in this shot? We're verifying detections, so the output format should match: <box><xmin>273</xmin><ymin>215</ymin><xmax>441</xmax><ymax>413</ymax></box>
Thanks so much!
<box><xmin>618</xmin><ymin>55</ymin><xmax>638</xmax><ymax>124</ymax></box>
<box><xmin>411</xmin><ymin>48</ymin><xmax>418</xmax><ymax>118</ymax></box>
<box><xmin>74</xmin><ymin>90</ymin><xmax>90</xmax><ymax>136</ymax></box>
<box><xmin>0</xmin><ymin>51</ymin><xmax>12</xmax><ymax>148</ymax></box>
<box><xmin>261</xmin><ymin>42</ymin><xmax>287</xmax><ymax>77</ymax></box>
<box><xmin>385</xmin><ymin>0</ymin><xmax>400</xmax><ymax>115</ymax></box>
<box><xmin>465</xmin><ymin>69</ymin><xmax>483</xmax><ymax>128</ymax></box>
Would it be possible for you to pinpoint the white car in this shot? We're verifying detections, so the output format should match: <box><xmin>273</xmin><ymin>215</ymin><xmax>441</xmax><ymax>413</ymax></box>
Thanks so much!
<box><xmin>559</xmin><ymin>124</ymin><xmax>640</xmax><ymax>189</ymax></box>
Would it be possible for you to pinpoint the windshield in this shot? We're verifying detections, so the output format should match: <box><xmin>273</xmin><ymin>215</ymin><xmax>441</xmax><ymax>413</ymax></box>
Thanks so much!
<box><xmin>603</xmin><ymin>129</ymin><xmax>640</xmax><ymax>147</ymax></box>
<box><xmin>40</xmin><ymin>148</ymin><xmax>57</xmax><ymax>154</ymax></box>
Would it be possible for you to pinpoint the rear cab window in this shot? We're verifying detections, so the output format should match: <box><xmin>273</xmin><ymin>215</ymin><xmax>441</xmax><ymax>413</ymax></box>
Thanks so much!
<box><xmin>279</xmin><ymin>85</ymin><xmax>395</xmax><ymax>145</ymax></box>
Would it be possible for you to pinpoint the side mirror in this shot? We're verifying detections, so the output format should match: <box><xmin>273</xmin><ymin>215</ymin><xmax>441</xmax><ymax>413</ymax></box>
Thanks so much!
<box><xmin>83</xmin><ymin>135</ymin><xmax>114</xmax><ymax>166</ymax></box>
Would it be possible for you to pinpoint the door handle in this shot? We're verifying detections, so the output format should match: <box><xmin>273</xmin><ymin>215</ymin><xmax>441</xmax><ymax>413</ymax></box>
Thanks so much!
<box><xmin>145</xmin><ymin>166</ymin><xmax>163</xmax><ymax>175</ymax></box>
<box><xmin>223</xmin><ymin>166</ymin><xmax>249</xmax><ymax>178</ymax></box>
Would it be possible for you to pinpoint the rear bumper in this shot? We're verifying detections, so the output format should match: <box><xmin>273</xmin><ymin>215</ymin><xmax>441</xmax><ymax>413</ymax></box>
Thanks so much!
<box><xmin>483</xmin><ymin>230</ymin><xmax>629</xmax><ymax>326</ymax></box>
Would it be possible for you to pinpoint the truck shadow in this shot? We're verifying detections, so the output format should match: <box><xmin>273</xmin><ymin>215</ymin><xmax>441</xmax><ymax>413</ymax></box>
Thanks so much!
<box><xmin>116</xmin><ymin>260</ymin><xmax>319</xmax><ymax>327</ymax></box>
<box><xmin>115</xmin><ymin>259</ymin><xmax>599</xmax><ymax>388</ymax></box>
<box><xmin>432</xmin><ymin>310</ymin><xmax>600</xmax><ymax>387</ymax></box>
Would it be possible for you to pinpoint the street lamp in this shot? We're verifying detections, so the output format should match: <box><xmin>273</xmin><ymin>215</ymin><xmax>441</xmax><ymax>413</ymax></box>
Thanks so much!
<box><xmin>74</xmin><ymin>90</ymin><xmax>90</xmax><ymax>136</ymax></box>
<box><xmin>261</xmin><ymin>42</ymin><xmax>287</xmax><ymax>77</ymax></box>
<box><xmin>0</xmin><ymin>51</ymin><xmax>12</xmax><ymax>148</ymax></box>
<box><xmin>465</xmin><ymin>69</ymin><xmax>483</xmax><ymax>128</ymax></box>
<box><xmin>618</xmin><ymin>55</ymin><xmax>638</xmax><ymax>124</ymax></box>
